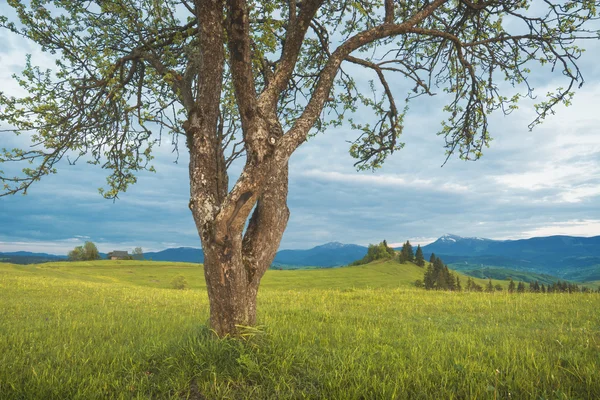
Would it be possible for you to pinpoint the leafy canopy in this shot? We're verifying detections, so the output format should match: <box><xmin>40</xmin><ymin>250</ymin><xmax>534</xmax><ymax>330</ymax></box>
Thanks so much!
<box><xmin>1</xmin><ymin>0</ymin><xmax>599</xmax><ymax>196</ymax></box>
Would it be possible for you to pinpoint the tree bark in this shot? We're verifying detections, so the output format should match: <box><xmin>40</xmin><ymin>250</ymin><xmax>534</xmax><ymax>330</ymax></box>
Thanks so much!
<box><xmin>190</xmin><ymin>158</ymin><xmax>289</xmax><ymax>337</ymax></box>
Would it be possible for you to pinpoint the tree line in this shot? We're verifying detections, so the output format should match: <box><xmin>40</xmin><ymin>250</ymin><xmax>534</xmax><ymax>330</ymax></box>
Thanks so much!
<box><xmin>350</xmin><ymin>239</ymin><xmax>426</xmax><ymax>267</ymax></box>
<box><xmin>416</xmin><ymin>252</ymin><xmax>599</xmax><ymax>293</ymax></box>
<box><xmin>68</xmin><ymin>242</ymin><xmax>144</xmax><ymax>261</ymax></box>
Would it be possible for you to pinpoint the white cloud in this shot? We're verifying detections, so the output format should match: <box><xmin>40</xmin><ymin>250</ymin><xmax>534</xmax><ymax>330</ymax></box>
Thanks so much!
<box><xmin>522</xmin><ymin>220</ymin><xmax>600</xmax><ymax>238</ymax></box>
<box><xmin>300</xmin><ymin>169</ymin><xmax>469</xmax><ymax>193</ymax></box>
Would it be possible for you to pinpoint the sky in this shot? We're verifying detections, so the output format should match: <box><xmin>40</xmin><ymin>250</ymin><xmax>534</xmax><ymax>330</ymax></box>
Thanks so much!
<box><xmin>1</xmin><ymin>3</ymin><xmax>600</xmax><ymax>255</ymax></box>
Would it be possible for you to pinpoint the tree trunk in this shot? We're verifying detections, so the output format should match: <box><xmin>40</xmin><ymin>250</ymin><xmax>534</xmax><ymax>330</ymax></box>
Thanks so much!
<box><xmin>194</xmin><ymin>162</ymin><xmax>289</xmax><ymax>337</ymax></box>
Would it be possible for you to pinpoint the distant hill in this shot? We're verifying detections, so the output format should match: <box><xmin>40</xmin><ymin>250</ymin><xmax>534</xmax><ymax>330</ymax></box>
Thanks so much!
<box><xmin>273</xmin><ymin>242</ymin><xmax>367</xmax><ymax>268</ymax></box>
<box><xmin>0</xmin><ymin>251</ymin><xmax>67</xmax><ymax>264</ymax></box>
<box><xmin>144</xmin><ymin>247</ymin><xmax>204</xmax><ymax>263</ymax></box>
<box><xmin>142</xmin><ymin>242</ymin><xmax>368</xmax><ymax>267</ymax></box>
<box><xmin>459</xmin><ymin>266</ymin><xmax>560</xmax><ymax>285</ymax></box>
<box><xmin>3</xmin><ymin>234</ymin><xmax>600</xmax><ymax>282</ymax></box>
<box><xmin>423</xmin><ymin>233</ymin><xmax>600</xmax><ymax>280</ymax></box>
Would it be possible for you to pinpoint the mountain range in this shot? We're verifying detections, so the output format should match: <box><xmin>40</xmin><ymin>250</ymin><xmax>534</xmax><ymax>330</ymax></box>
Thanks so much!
<box><xmin>2</xmin><ymin>234</ymin><xmax>599</xmax><ymax>282</ymax></box>
<box><xmin>424</xmin><ymin>234</ymin><xmax>600</xmax><ymax>281</ymax></box>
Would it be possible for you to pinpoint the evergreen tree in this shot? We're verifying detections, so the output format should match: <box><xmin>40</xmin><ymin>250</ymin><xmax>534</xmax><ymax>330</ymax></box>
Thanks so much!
<box><xmin>423</xmin><ymin>265</ymin><xmax>435</xmax><ymax>290</ymax></box>
<box><xmin>429</xmin><ymin>253</ymin><xmax>436</xmax><ymax>264</ymax></box>
<box><xmin>466</xmin><ymin>277</ymin><xmax>473</xmax><ymax>292</ymax></box>
<box><xmin>405</xmin><ymin>241</ymin><xmax>414</xmax><ymax>262</ymax></box>
<box><xmin>508</xmin><ymin>279</ymin><xmax>515</xmax><ymax>293</ymax></box>
<box><xmin>445</xmin><ymin>267</ymin><xmax>455</xmax><ymax>291</ymax></box>
<box><xmin>456</xmin><ymin>275</ymin><xmax>462</xmax><ymax>291</ymax></box>
<box><xmin>415</xmin><ymin>245</ymin><xmax>425</xmax><ymax>267</ymax></box>
<box><xmin>486</xmin><ymin>279</ymin><xmax>494</xmax><ymax>293</ymax></box>
<box><xmin>541</xmin><ymin>284</ymin><xmax>546</xmax><ymax>293</ymax></box>
<box><xmin>517</xmin><ymin>281</ymin><xmax>526</xmax><ymax>293</ymax></box>
<box><xmin>399</xmin><ymin>240</ymin><xmax>414</xmax><ymax>263</ymax></box>
<box><xmin>433</xmin><ymin>257</ymin><xmax>445</xmax><ymax>289</ymax></box>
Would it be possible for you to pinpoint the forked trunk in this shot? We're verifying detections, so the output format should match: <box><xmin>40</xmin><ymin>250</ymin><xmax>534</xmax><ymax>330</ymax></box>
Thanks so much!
<box><xmin>189</xmin><ymin>148</ymin><xmax>290</xmax><ymax>336</ymax></box>
<box><xmin>201</xmin><ymin>166</ymin><xmax>289</xmax><ymax>336</ymax></box>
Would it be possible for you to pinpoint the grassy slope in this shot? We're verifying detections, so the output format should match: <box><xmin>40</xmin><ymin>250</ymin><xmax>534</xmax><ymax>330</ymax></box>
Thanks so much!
<box><xmin>1</xmin><ymin>260</ymin><xmax>599</xmax><ymax>399</ymax></box>
<box><xmin>3</xmin><ymin>258</ymin><xmax>504</xmax><ymax>291</ymax></box>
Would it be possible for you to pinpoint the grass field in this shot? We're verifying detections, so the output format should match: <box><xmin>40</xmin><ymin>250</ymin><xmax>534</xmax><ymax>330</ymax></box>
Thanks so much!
<box><xmin>0</xmin><ymin>260</ymin><xmax>599</xmax><ymax>399</ymax></box>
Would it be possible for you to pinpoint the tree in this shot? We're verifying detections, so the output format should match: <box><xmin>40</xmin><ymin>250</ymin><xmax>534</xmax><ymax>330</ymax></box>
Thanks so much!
<box><xmin>508</xmin><ymin>279</ymin><xmax>515</xmax><ymax>293</ymax></box>
<box><xmin>415</xmin><ymin>245</ymin><xmax>425</xmax><ymax>267</ymax></box>
<box><xmin>423</xmin><ymin>264</ymin><xmax>435</xmax><ymax>290</ymax></box>
<box><xmin>485</xmin><ymin>279</ymin><xmax>494</xmax><ymax>293</ymax></box>
<box><xmin>382</xmin><ymin>240</ymin><xmax>396</xmax><ymax>258</ymax></box>
<box><xmin>351</xmin><ymin>241</ymin><xmax>394</xmax><ymax>265</ymax></box>
<box><xmin>132</xmin><ymin>247</ymin><xmax>144</xmax><ymax>260</ymax></box>
<box><xmin>2</xmin><ymin>1</ymin><xmax>598</xmax><ymax>336</ymax></box>
<box><xmin>68</xmin><ymin>241</ymin><xmax>100</xmax><ymax>261</ymax></box>
<box><xmin>517</xmin><ymin>282</ymin><xmax>526</xmax><ymax>293</ymax></box>
<box><xmin>429</xmin><ymin>253</ymin><xmax>436</xmax><ymax>265</ymax></box>
<box><xmin>399</xmin><ymin>240</ymin><xmax>414</xmax><ymax>263</ymax></box>
<box><xmin>68</xmin><ymin>246</ymin><xmax>85</xmax><ymax>261</ymax></box>
<box><xmin>84</xmin><ymin>241</ymin><xmax>101</xmax><ymax>260</ymax></box>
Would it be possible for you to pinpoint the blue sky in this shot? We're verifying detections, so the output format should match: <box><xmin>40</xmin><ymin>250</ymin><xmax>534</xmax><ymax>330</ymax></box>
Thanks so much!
<box><xmin>1</xmin><ymin>3</ymin><xmax>600</xmax><ymax>255</ymax></box>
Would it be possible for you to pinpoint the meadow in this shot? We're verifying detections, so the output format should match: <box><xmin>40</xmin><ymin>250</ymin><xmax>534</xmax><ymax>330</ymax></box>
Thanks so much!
<box><xmin>0</xmin><ymin>260</ymin><xmax>598</xmax><ymax>399</ymax></box>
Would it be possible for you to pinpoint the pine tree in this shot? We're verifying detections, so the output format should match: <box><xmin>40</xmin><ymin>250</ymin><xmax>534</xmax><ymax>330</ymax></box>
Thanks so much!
<box><xmin>406</xmin><ymin>241</ymin><xmax>414</xmax><ymax>262</ymax></box>
<box><xmin>415</xmin><ymin>245</ymin><xmax>425</xmax><ymax>267</ymax></box>
<box><xmin>429</xmin><ymin>252</ymin><xmax>436</xmax><ymax>264</ymax></box>
<box><xmin>517</xmin><ymin>281</ymin><xmax>526</xmax><ymax>293</ymax></box>
<box><xmin>455</xmin><ymin>275</ymin><xmax>462</xmax><ymax>291</ymax></box>
<box><xmin>399</xmin><ymin>240</ymin><xmax>414</xmax><ymax>263</ymax></box>
<box><xmin>508</xmin><ymin>279</ymin><xmax>515</xmax><ymax>293</ymax></box>
<box><xmin>445</xmin><ymin>267</ymin><xmax>455</xmax><ymax>291</ymax></box>
<box><xmin>486</xmin><ymin>279</ymin><xmax>494</xmax><ymax>293</ymax></box>
<box><xmin>423</xmin><ymin>265</ymin><xmax>435</xmax><ymax>290</ymax></box>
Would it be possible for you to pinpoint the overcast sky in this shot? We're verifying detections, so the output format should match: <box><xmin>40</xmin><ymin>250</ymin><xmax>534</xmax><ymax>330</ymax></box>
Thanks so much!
<box><xmin>1</xmin><ymin>3</ymin><xmax>600</xmax><ymax>255</ymax></box>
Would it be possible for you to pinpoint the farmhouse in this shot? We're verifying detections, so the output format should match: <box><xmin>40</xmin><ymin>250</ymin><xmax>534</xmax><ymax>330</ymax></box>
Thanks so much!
<box><xmin>107</xmin><ymin>251</ymin><xmax>130</xmax><ymax>260</ymax></box>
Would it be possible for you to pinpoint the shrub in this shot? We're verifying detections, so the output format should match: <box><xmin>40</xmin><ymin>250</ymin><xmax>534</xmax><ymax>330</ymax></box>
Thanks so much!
<box><xmin>171</xmin><ymin>275</ymin><xmax>188</xmax><ymax>290</ymax></box>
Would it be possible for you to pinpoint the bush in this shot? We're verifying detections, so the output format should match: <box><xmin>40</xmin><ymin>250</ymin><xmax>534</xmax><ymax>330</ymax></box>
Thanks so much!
<box><xmin>170</xmin><ymin>275</ymin><xmax>188</xmax><ymax>290</ymax></box>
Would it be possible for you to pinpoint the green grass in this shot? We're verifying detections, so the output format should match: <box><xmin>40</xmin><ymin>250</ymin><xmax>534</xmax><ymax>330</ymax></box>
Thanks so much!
<box><xmin>0</xmin><ymin>260</ymin><xmax>599</xmax><ymax>399</ymax></box>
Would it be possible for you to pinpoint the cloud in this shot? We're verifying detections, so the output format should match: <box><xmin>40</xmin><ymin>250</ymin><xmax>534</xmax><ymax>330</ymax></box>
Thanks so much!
<box><xmin>522</xmin><ymin>220</ymin><xmax>600</xmax><ymax>238</ymax></box>
<box><xmin>300</xmin><ymin>169</ymin><xmax>470</xmax><ymax>193</ymax></box>
<box><xmin>1</xmin><ymin>4</ymin><xmax>600</xmax><ymax>254</ymax></box>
